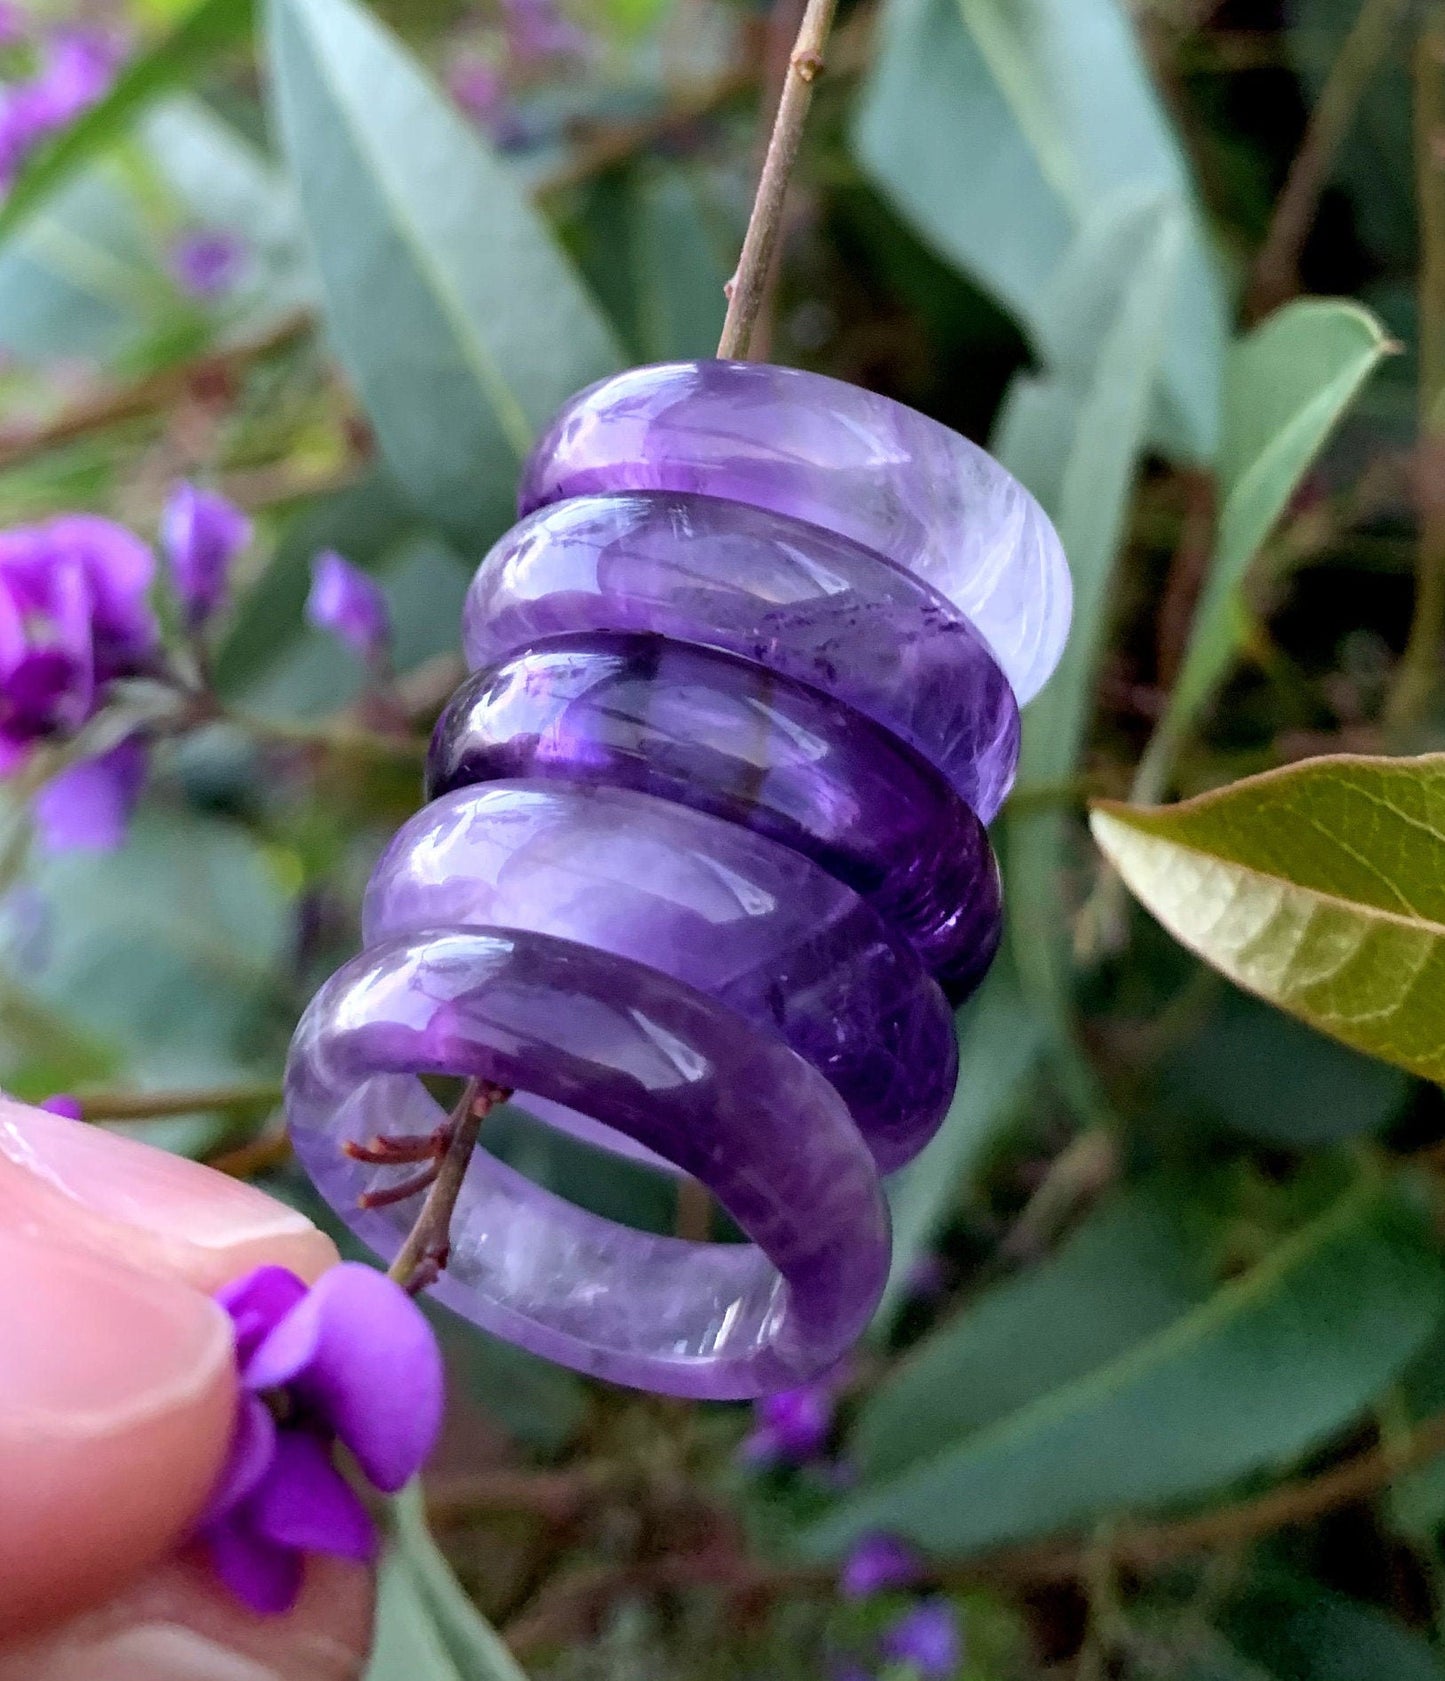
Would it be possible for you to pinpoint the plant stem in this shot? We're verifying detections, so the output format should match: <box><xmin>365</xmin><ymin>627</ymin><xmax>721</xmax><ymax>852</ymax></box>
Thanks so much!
<box><xmin>77</xmin><ymin>1079</ymin><xmax>284</xmax><ymax>1121</ymax></box>
<box><xmin>715</xmin><ymin>0</ymin><xmax>842</xmax><ymax>359</ymax></box>
<box><xmin>1387</xmin><ymin>10</ymin><xmax>1445</xmax><ymax>733</ymax></box>
<box><xmin>1245</xmin><ymin>0</ymin><xmax>1410</xmax><ymax>322</ymax></box>
<box><xmin>388</xmin><ymin>1080</ymin><xmax>509</xmax><ymax>1295</ymax></box>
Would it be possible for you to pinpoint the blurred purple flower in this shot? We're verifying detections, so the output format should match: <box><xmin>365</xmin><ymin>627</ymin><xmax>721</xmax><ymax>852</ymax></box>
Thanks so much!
<box><xmin>0</xmin><ymin>4</ymin><xmax>27</xmax><ymax>48</ymax></box>
<box><xmin>201</xmin><ymin>1263</ymin><xmax>445</xmax><ymax>1615</ymax></box>
<box><xmin>739</xmin><ymin>1378</ymin><xmax>835</xmax><ymax>1467</ymax></box>
<box><xmin>39</xmin><ymin>1093</ymin><xmax>83</xmax><ymax>1120</ymax></box>
<box><xmin>0</xmin><ymin>28</ymin><xmax>119</xmax><ymax>189</ymax></box>
<box><xmin>305</xmin><ymin>551</ymin><xmax>391</xmax><ymax>661</ymax></box>
<box><xmin>161</xmin><ymin>482</ymin><xmax>251</xmax><ymax>629</ymax></box>
<box><xmin>34</xmin><ymin>735</ymin><xmax>148</xmax><ymax>855</ymax></box>
<box><xmin>882</xmin><ymin>1600</ymin><xmax>963</xmax><ymax>1679</ymax></box>
<box><xmin>840</xmin><ymin>1532</ymin><xmax>925</xmax><ymax>1600</ymax></box>
<box><xmin>502</xmin><ymin>0</ymin><xmax>589</xmax><ymax>64</ymax></box>
<box><xmin>169</xmin><ymin>229</ymin><xmax>246</xmax><ymax>301</ymax></box>
<box><xmin>447</xmin><ymin>52</ymin><xmax>505</xmax><ymax>123</ymax></box>
<box><xmin>0</xmin><ymin>515</ymin><xmax>155</xmax><ymax>767</ymax></box>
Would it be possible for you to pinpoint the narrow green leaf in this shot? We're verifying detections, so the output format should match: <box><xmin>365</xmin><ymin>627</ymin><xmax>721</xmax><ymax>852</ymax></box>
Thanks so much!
<box><xmin>853</xmin><ymin>0</ymin><xmax>1225</xmax><ymax>461</ymax></box>
<box><xmin>266</xmin><ymin>0</ymin><xmax>622</xmax><ymax>541</ymax></box>
<box><xmin>998</xmin><ymin>193</ymin><xmax>1180</xmax><ymax>1096</ymax></box>
<box><xmin>1135</xmin><ymin>301</ymin><xmax>1391</xmax><ymax>800</ymax></box>
<box><xmin>1091</xmin><ymin>753</ymin><xmax>1445</xmax><ymax>1082</ymax></box>
<box><xmin>366</xmin><ymin>1551</ymin><xmax>465</xmax><ymax>1681</ymax></box>
<box><xmin>0</xmin><ymin>0</ymin><xmax>255</xmax><ymax>250</ymax></box>
<box><xmin>392</xmin><ymin>1483</ymin><xmax>532</xmax><ymax>1681</ymax></box>
<box><xmin>801</xmin><ymin>1174</ymin><xmax>1442</xmax><ymax>1556</ymax></box>
<box><xmin>876</xmin><ymin>965</ymin><xmax>1041</xmax><ymax>1328</ymax></box>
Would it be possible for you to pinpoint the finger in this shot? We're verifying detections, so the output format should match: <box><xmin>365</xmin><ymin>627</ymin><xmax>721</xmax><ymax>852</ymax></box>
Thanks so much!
<box><xmin>0</xmin><ymin>1099</ymin><xmax>343</xmax><ymax>1639</ymax></box>
<box><xmin>0</xmin><ymin>1096</ymin><xmax>336</xmax><ymax>1292</ymax></box>
<box><xmin>0</xmin><ymin>1551</ymin><xmax>373</xmax><ymax>1681</ymax></box>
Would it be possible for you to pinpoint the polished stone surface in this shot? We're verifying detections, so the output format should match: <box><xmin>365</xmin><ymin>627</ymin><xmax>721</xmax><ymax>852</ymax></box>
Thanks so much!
<box><xmin>428</xmin><ymin>634</ymin><xmax>1002</xmax><ymax>1002</ymax></box>
<box><xmin>463</xmin><ymin>490</ymin><xmax>1019</xmax><ymax>821</ymax></box>
<box><xmin>365</xmin><ymin>780</ymin><xmax>957</xmax><ymax>1172</ymax></box>
<box><xmin>285</xmin><ymin>927</ymin><xmax>891</xmax><ymax>1397</ymax></box>
<box><xmin>518</xmin><ymin>360</ymin><xmax>1071</xmax><ymax>703</ymax></box>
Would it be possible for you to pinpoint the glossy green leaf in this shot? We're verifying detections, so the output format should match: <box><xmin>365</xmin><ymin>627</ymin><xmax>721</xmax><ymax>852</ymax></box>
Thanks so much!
<box><xmin>998</xmin><ymin>193</ymin><xmax>1179</xmax><ymax>1097</ymax></box>
<box><xmin>1134</xmin><ymin>301</ymin><xmax>1391</xmax><ymax>799</ymax></box>
<box><xmin>876</xmin><ymin>964</ymin><xmax>1041</xmax><ymax>1328</ymax></box>
<box><xmin>266</xmin><ymin>0</ymin><xmax>622</xmax><ymax>541</ymax></box>
<box><xmin>801</xmin><ymin>1174</ymin><xmax>1442</xmax><ymax>1556</ymax></box>
<box><xmin>0</xmin><ymin>0</ymin><xmax>255</xmax><ymax>251</ymax></box>
<box><xmin>853</xmin><ymin>0</ymin><xmax>1225</xmax><ymax>461</ymax></box>
<box><xmin>392</xmin><ymin>1483</ymin><xmax>532</xmax><ymax>1681</ymax></box>
<box><xmin>1092</xmin><ymin>753</ymin><xmax>1445</xmax><ymax>1082</ymax></box>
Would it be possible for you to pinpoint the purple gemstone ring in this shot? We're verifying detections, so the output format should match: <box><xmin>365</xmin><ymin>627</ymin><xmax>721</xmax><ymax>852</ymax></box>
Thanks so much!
<box><xmin>286</xmin><ymin>928</ymin><xmax>891</xmax><ymax>1397</ymax></box>
<box><xmin>428</xmin><ymin>635</ymin><xmax>1003</xmax><ymax>1002</ymax></box>
<box><xmin>287</xmin><ymin>362</ymin><xmax>1068</xmax><ymax>1396</ymax></box>
<box><xmin>463</xmin><ymin>490</ymin><xmax>1020</xmax><ymax>821</ymax></box>
<box><xmin>519</xmin><ymin>360</ymin><xmax>1071</xmax><ymax>704</ymax></box>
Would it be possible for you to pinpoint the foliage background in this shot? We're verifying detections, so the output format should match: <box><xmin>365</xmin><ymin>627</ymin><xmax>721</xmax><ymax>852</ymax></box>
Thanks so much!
<box><xmin>3</xmin><ymin>0</ymin><xmax>1445</xmax><ymax>1676</ymax></box>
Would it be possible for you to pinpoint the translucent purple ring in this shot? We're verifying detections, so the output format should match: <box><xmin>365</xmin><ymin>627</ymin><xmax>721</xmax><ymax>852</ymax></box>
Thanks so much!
<box><xmin>285</xmin><ymin>928</ymin><xmax>891</xmax><ymax>1397</ymax></box>
<box><xmin>463</xmin><ymin>490</ymin><xmax>1020</xmax><ymax>821</ymax></box>
<box><xmin>519</xmin><ymin>360</ymin><xmax>1071</xmax><ymax>704</ymax></box>
<box><xmin>428</xmin><ymin>635</ymin><xmax>1003</xmax><ymax>1002</ymax></box>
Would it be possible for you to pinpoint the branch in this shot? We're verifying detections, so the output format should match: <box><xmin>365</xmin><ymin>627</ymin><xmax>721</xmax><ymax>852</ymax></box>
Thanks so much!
<box><xmin>387</xmin><ymin>1080</ymin><xmax>510</xmax><ymax>1295</ymax></box>
<box><xmin>715</xmin><ymin>0</ymin><xmax>842</xmax><ymax>358</ymax></box>
<box><xmin>76</xmin><ymin>1079</ymin><xmax>283</xmax><ymax>1121</ymax></box>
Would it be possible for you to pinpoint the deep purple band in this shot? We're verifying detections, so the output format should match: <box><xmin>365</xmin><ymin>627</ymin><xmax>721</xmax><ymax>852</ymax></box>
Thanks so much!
<box><xmin>517</xmin><ymin>360</ymin><xmax>1071</xmax><ymax>704</ymax></box>
<box><xmin>463</xmin><ymin>489</ymin><xmax>1019</xmax><ymax>821</ymax></box>
<box><xmin>427</xmin><ymin>634</ymin><xmax>1003</xmax><ymax>1002</ymax></box>
<box><xmin>363</xmin><ymin>780</ymin><xmax>958</xmax><ymax>1172</ymax></box>
<box><xmin>285</xmin><ymin>928</ymin><xmax>891</xmax><ymax>1397</ymax></box>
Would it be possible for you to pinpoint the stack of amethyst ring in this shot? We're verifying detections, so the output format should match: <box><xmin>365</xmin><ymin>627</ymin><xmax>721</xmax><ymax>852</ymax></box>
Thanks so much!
<box><xmin>285</xmin><ymin>361</ymin><xmax>1071</xmax><ymax>1399</ymax></box>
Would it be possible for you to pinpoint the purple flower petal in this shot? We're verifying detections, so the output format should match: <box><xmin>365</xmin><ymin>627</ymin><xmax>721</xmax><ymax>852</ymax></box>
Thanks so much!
<box><xmin>170</xmin><ymin>229</ymin><xmax>246</xmax><ymax>301</ymax></box>
<box><xmin>0</xmin><ymin>547</ymin><xmax>95</xmax><ymax>739</ymax></box>
<box><xmin>202</xmin><ymin>1393</ymin><xmax>278</xmax><ymax>1527</ymax></box>
<box><xmin>161</xmin><ymin>483</ymin><xmax>251</xmax><ymax>629</ymax></box>
<box><xmin>33</xmin><ymin>736</ymin><xmax>148</xmax><ymax>855</ymax></box>
<box><xmin>882</xmin><ymin>1600</ymin><xmax>963</xmax><ymax>1679</ymax></box>
<box><xmin>38</xmin><ymin>1093</ymin><xmax>82</xmax><ymax>1120</ymax></box>
<box><xmin>246</xmin><ymin>1431</ymin><xmax>377</xmax><ymax>1564</ymax></box>
<box><xmin>740</xmin><ymin>1380</ymin><xmax>834</xmax><ymax>1467</ymax></box>
<box><xmin>840</xmin><ymin>1532</ymin><xmax>924</xmax><ymax>1600</ymax></box>
<box><xmin>42</xmin><ymin>514</ymin><xmax>157</xmax><ymax>678</ymax></box>
<box><xmin>206</xmin><ymin>1518</ymin><xmax>304</xmax><ymax>1617</ymax></box>
<box><xmin>304</xmin><ymin>552</ymin><xmax>391</xmax><ymax>660</ymax></box>
<box><xmin>217</xmin><ymin>1265</ymin><xmax>311</xmax><ymax>1369</ymax></box>
<box><xmin>245</xmin><ymin>1263</ymin><xmax>443</xmax><ymax>1493</ymax></box>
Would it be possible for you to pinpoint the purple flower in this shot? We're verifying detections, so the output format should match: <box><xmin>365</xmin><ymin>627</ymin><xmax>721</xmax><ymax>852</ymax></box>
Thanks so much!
<box><xmin>0</xmin><ymin>29</ymin><xmax>119</xmax><ymax>188</ymax></box>
<box><xmin>0</xmin><ymin>4</ymin><xmax>28</xmax><ymax>48</ymax></box>
<box><xmin>840</xmin><ymin>1532</ymin><xmax>925</xmax><ymax>1600</ymax></box>
<box><xmin>0</xmin><ymin>515</ymin><xmax>157</xmax><ymax>766</ymax></box>
<box><xmin>161</xmin><ymin>483</ymin><xmax>251</xmax><ymax>629</ymax></box>
<box><xmin>882</xmin><ymin>1600</ymin><xmax>963</xmax><ymax>1679</ymax></box>
<box><xmin>739</xmin><ymin>1378</ymin><xmax>835</xmax><ymax>1467</ymax></box>
<box><xmin>447</xmin><ymin>53</ymin><xmax>505</xmax><ymax>125</ymax></box>
<box><xmin>169</xmin><ymin>229</ymin><xmax>246</xmax><ymax>301</ymax></box>
<box><xmin>502</xmin><ymin>0</ymin><xmax>589</xmax><ymax>65</ymax></box>
<box><xmin>39</xmin><ymin>1093</ymin><xmax>83</xmax><ymax>1120</ymax></box>
<box><xmin>34</xmin><ymin>735</ymin><xmax>148</xmax><ymax>854</ymax></box>
<box><xmin>201</xmin><ymin>1263</ymin><xmax>445</xmax><ymax>1615</ymax></box>
<box><xmin>305</xmin><ymin>551</ymin><xmax>391</xmax><ymax>661</ymax></box>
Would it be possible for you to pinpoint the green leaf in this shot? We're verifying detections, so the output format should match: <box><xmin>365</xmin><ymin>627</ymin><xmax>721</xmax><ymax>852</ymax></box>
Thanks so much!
<box><xmin>266</xmin><ymin>0</ymin><xmax>622</xmax><ymax>541</ymax></box>
<box><xmin>997</xmin><ymin>192</ymin><xmax>1180</xmax><ymax>1098</ymax></box>
<box><xmin>392</xmin><ymin>1483</ymin><xmax>532</xmax><ymax>1681</ymax></box>
<box><xmin>1091</xmin><ymin>753</ymin><xmax>1445</xmax><ymax>1082</ymax></box>
<box><xmin>0</xmin><ymin>0</ymin><xmax>255</xmax><ymax>251</ymax></box>
<box><xmin>367</xmin><ymin>1551</ymin><xmax>465</xmax><ymax>1681</ymax></box>
<box><xmin>1134</xmin><ymin>301</ymin><xmax>1391</xmax><ymax>800</ymax></box>
<box><xmin>853</xmin><ymin>0</ymin><xmax>1225</xmax><ymax>461</ymax></box>
<box><xmin>801</xmin><ymin>1174</ymin><xmax>1442</xmax><ymax>1556</ymax></box>
<box><xmin>875</xmin><ymin>964</ymin><xmax>1041</xmax><ymax>1329</ymax></box>
<box><xmin>1223</xmin><ymin>1576</ymin><xmax>1445</xmax><ymax>1681</ymax></box>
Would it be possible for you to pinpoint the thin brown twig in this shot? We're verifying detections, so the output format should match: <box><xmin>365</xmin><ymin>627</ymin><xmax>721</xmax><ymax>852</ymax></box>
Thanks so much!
<box><xmin>1245</xmin><ymin>0</ymin><xmax>1411</xmax><ymax>322</ymax></box>
<box><xmin>387</xmin><ymin>1080</ymin><xmax>510</xmax><ymax>1296</ymax></box>
<box><xmin>716</xmin><ymin>0</ymin><xmax>842</xmax><ymax>358</ymax></box>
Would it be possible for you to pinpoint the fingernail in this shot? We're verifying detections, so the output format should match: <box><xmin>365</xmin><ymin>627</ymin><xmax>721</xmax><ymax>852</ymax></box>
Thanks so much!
<box><xmin>0</xmin><ymin>1231</ymin><xmax>236</xmax><ymax>1636</ymax></box>
<box><xmin>0</xmin><ymin>1097</ymin><xmax>335</xmax><ymax>1290</ymax></box>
